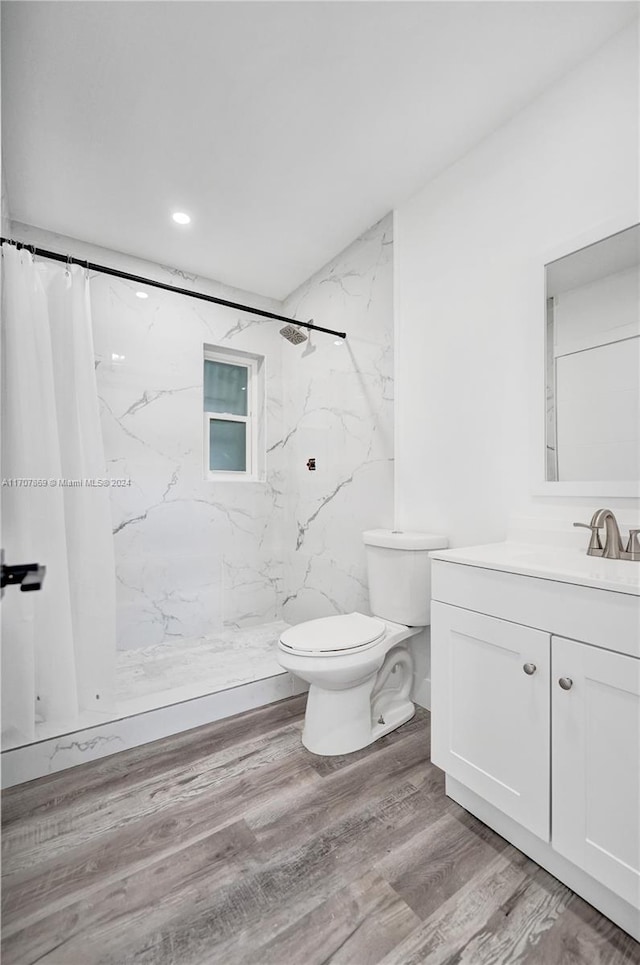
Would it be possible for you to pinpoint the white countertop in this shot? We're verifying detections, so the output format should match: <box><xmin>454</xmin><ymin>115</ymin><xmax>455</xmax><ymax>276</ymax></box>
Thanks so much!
<box><xmin>430</xmin><ymin>542</ymin><xmax>640</xmax><ymax>596</ymax></box>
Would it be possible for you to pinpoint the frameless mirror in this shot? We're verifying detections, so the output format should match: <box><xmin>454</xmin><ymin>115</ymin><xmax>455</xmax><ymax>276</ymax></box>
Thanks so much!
<box><xmin>545</xmin><ymin>224</ymin><xmax>640</xmax><ymax>484</ymax></box>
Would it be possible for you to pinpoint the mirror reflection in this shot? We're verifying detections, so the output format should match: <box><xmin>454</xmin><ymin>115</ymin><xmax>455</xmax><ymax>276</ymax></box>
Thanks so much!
<box><xmin>545</xmin><ymin>224</ymin><xmax>640</xmax><ymax>482</ymax></box>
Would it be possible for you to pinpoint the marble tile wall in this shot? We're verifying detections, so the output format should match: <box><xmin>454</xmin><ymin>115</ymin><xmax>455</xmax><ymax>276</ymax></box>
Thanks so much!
<box><xmin>9</xmin><ymin>216</ymin><xmax>395</xmax><ymax>650</ymax></box>
<box><xmin>280</xmin><ymin>214</ymin><xmax>395</xmax><ymax>623</ymax></box>
<box><xmin>94</xmin><ymin>280</ymin><xmax>290</xmax><ymax>648</ymax></box>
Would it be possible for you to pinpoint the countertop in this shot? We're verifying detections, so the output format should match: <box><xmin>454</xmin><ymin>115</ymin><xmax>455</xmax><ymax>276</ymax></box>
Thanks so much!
<box><xmin>430</xmin><ymin>541</ymin><xmax>640</xmax><ymax>596</ymax></box>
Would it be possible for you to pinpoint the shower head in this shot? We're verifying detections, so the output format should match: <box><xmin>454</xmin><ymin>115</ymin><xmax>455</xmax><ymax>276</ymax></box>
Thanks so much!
<box><xmin>279</xmin><ymin>323</ymin><xmax>308</xmax><ymax>345</ymax></box>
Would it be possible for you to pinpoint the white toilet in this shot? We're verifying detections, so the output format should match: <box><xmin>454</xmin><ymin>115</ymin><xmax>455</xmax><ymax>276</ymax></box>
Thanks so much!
<box><xmin>278</xmin><ymin>529</ymin><xmax>448</xmax><ymax>756</ymax></box>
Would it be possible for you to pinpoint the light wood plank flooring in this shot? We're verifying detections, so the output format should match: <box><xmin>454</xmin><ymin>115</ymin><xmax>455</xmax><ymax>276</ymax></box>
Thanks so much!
<box><xmin>2</xmin><ymin>695</ymin><xmax>638</xmax><ymax>964</ymax></box>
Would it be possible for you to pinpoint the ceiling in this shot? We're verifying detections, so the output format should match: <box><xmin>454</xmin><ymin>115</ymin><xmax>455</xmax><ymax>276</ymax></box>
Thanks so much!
<box><xmin>2</xmin><ymin>1</ymin><xmax>637</xmax><ymax>300</ymax></box>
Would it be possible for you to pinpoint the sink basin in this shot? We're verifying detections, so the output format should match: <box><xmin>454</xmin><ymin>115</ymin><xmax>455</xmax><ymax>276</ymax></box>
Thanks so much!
<box><xmin>430</xmin><ymin>542</ymin><xmax>640</xmax><ymax>596</ymax></box>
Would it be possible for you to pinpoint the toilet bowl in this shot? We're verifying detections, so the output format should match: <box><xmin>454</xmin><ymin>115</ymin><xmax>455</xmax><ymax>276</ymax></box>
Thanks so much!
<box><xmin>279</xmin><ymin>612</ymin><xmax>419</xmax><ymax>755</ymax></box>
<box><xmin>278</xmin><ymin>529</ymin><xmax>448</xmax><ymax>756</ymax></box>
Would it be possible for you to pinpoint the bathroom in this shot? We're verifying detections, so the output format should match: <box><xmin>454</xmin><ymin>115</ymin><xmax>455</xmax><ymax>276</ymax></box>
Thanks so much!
<box><xmin>1</xmin><ymin>2</ymin><xmax>639</xmax><ymax>962</ymax></box>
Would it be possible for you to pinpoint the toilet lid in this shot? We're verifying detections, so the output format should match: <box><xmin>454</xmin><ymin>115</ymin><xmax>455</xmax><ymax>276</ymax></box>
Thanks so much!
<box><xmin>280</xmin><ymin>612</ymin><xmax>386</xmax><ymax>654</ymax></box>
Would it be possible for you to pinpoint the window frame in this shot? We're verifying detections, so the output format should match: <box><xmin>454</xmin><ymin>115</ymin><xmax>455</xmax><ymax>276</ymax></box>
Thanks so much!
<box><xmin>203</xmin><ymin>349</ymin><xmax>258</xmax><ymax>481</ymax></box>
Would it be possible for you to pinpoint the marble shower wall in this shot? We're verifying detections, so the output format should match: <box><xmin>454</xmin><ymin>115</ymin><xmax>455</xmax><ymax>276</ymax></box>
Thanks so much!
<box><xmin>94</xmin><ymin>281</ymin><xmax>288</xmax><ymax>648</ymax></box>
<box><xmin>10</xmin><ymin>223</ymin><xmax>288</xmax><ymax>650</ymax></box>
<box><xmin>280</xmin><ymin>214</ymin><xmax>394</xmax><ymax>623</ymax></box>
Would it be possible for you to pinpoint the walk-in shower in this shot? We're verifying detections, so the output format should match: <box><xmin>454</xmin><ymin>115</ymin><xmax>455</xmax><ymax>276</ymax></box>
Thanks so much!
<box><xmin>1</xmin><ymin>234</ymin><xmax>340</xmax><ymax>779</ymax></box>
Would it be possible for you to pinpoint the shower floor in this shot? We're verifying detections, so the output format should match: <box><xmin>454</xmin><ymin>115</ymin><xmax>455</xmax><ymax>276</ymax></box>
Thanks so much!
<box><xmin>116</xmin><ymin>620</ymin><xmax>290</xmax><ymax>715</ymax></box>
<box><xmin>2</xmin><ymin>620</ymin><xmax>290</xmax><ymax>751</ymax></box>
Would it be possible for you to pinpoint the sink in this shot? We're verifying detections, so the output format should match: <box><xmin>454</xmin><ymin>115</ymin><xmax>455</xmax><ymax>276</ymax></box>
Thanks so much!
<box><xmin>430</xmin><ymin>542</ymin><xmax>640</xmax><ymax>596</ymax></box>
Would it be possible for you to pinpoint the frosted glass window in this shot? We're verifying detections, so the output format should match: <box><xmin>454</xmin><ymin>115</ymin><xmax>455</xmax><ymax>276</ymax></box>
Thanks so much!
<box><xmin>204</xmin><ymin>347</ymin><xmax>261</xmax><ymax>480</ymax></box>
<box><xmin>209</xmin><ymin>419</ymin><xmax>247</xmax><ymax>472</ymax></box>
<box><xmin>204</xmin><ymin>360</ymin><xmax>248</xmax><ymax>416</ymax></box>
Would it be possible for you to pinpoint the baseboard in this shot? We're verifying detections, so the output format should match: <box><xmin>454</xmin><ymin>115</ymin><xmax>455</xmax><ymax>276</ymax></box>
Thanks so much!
<box><xmin>413</xmin><ymin>676</ymin><xmax>431</xmax><ymax>710</ymax></box>
<box><xmin>1</xmin><ymin>672</ymin><xmax>308</xmax><ymax>789</ymax></box>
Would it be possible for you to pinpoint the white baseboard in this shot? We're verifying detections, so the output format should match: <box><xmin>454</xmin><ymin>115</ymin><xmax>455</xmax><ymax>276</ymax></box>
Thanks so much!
<box><xmin>413</xmin><ymin>676</ymin><xmax>431</xmax><ymax>710</ymax></box>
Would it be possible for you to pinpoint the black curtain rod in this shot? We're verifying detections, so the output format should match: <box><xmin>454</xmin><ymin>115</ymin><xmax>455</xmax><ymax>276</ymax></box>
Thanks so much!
<box><xmin>0</xmin><ymin>237</ymin><xmax>347</xmax><ymax>340</ymax></box>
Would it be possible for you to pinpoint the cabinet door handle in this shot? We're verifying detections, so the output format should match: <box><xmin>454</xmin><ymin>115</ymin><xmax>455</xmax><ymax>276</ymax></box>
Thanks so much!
<box><xmin>558</xmin><ymin>677</ymin><xmax>573</xmax><ymax>691</ymax></box>
<box><xmin>523</xmin><ymin>663</ymin><xmax>537</xmax><ymax>675</ymax></box>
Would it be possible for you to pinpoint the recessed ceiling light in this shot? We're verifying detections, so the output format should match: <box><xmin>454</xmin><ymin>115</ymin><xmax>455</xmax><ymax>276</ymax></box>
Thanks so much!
<box><xmin>172</xmin><ymin>211</ymin><xmax>191</xmax><ymax>225</ymax></box>
<box><xmin>136</xmin><ymin>291</ymin><xmax>148</xmax><ymax>299</ymax></box>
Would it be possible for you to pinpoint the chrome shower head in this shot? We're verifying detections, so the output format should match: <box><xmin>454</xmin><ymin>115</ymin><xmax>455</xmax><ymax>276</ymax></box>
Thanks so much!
<box><xmin>279</xmin><ymin>323</ymin><xmax>308</xmax><ymax>345</ymax></box>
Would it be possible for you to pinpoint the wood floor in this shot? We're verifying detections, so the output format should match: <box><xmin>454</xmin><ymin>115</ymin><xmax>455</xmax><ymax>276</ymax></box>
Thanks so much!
<box><xmin>2</xmin><ymin>696</ymin><xmax>638</xmax><ymax>965</ymax></box>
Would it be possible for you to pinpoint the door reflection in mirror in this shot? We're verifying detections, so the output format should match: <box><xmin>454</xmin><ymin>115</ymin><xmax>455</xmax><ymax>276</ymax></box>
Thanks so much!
<box><xmin>545</xmin><ymin>224</ymin><xmax>640</xmax><ymax>482</ymax></box>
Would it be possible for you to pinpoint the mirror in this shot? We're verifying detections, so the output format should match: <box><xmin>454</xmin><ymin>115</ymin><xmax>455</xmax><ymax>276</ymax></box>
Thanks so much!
<box><xmin>545</xmin><ymin>224</ymin><xmax>639</xmax><ymax>484</ymax></box>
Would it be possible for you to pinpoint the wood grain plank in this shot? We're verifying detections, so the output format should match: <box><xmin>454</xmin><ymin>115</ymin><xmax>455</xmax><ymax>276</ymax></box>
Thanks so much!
<box><xmin>375</xmin><ymin>804</ymin><xmax>510</xmax><ymax>922</ymax></box>
<box><xmin>1</xmin><ymin>694</ymin><xmax>306</xmax><ymax>827</ymax></box>
<box><xmin>248</xmin><ymin>728</ymin><xmax>440</xmax><ymax>851</ymax></box>
<box><xmin>2</xmin><ymin>722</ymin><xmax>305</xmax><ymax>872</ymax></box>
<box><xmin>515</xmin><ymin>879</ymin><xmax>640</xmax><ymax>965</ymax></box>
<box><xmin>82</xmin><ymin>780</ymin><xmax>428</xmax><ymax>965</ymax></box>
<box><xmin>453</xmin><ymin>866</ymin><xmax>572</xmax><ymax>964</ymax></box>
<box><xmin>2</xmin><ymin>744</ymin><xmax>319</xmax><ymax>928</ymax></box>
<box><xmin>1</xmin><ymin>819</ymin><xmax>259</xmax><ymax>965</ymax></box>
<box><xmin>378</xmin><ymin>847</ymin><xmax>537</xmax><ymax>965</ymax></box>
<box><xmin>240</xmin><ymin>870</ymin><xmax>422</xmax><ymax>965</ymax></box>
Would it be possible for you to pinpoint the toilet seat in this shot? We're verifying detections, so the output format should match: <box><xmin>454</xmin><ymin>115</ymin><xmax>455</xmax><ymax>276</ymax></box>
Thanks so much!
<box><xmin>279</xmin><ymin>612</ymin><xmax>386</xmax><ymax>656</ymax></box>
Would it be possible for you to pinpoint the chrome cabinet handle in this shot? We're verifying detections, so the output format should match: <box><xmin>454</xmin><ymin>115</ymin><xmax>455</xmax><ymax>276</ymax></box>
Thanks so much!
<box><xmin>558</xmin><ymin>677</ymin><xmax>573</xmax><ymax>691</ymax></box>
<box><xmin>523</xmin><ymin>663</ymin><xmax>536</xmax><ymax>675</ymax></box>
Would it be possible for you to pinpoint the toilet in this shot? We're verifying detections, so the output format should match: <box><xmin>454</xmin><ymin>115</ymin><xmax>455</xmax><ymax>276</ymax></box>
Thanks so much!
<box><xmin>278</xmin><ymin>529</ymin><xmax>448</xmax><ymax>755</ymax></box>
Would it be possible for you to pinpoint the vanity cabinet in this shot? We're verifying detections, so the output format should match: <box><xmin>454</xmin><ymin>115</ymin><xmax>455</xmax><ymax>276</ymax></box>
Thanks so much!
<box><xmin>431</xmin><ymin>603</ymin><xmax>550</xmax><ymax>841</ymax></box>
<box><xmin>552</xmin><ymin>635</ymin><xmax>640</xmax><ymax>909</ymax></box>
<box><xmin>430</xmin><ymin>553</ymin><xmax>640</xmax><ymax>939</ymax></box>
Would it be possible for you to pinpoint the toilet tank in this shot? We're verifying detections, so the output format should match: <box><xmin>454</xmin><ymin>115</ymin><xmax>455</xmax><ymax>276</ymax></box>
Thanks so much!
<box><xmin>363</xmin><ymin>529</ymin><xmax>449</xmax><ymax>626</ymax></box>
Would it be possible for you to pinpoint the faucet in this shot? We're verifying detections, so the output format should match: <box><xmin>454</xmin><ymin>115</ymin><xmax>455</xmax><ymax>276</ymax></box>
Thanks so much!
<box><xmin>590</xmin><ymin>509</ymin><xmax>625</xmax><ymax>559</ymax></box>
<box><xmin>574</xmin><ymin>509</ymin><xmax>640</xmax><ymax>561</ymax></box>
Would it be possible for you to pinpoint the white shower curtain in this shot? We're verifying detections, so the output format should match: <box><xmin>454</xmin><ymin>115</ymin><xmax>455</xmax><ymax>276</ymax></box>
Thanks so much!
<box><xmin>1</xmin><ymin>244</ymin><xmax>116</xmax><ymax>743</ymax></box>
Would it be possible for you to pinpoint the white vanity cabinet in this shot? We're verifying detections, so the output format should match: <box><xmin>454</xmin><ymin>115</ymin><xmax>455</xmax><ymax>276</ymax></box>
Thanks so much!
<box><xmin>552</xmin><ymin>635</ymin><xmax>640</xmax><ymax>910</ymax></box>
<box><xmin>430</xmin><ymin>547</ymin><xmax>640</xmax><ymax>941</ymax></box>
<box><xmin>431</xmin><ymin>604</ymin><xmax>550</xmax><ymax>841</ymax></box>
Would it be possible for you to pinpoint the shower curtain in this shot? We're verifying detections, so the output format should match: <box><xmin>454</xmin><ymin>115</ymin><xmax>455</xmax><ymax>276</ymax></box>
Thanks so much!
<box><xmin>1</xmin><ymin>244</ymin><xmax>116</xmax><ymax>743</ymax></box>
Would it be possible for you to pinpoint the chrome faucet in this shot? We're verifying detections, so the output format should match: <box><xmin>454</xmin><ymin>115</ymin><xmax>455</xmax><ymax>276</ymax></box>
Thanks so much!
<box><xmin>592</xmin><ymin>509</ymin><xmax>624</xmax><ymax>559</ymax></box>
<box><xmin>574</xmin><ymin>509</ymin><xmax>640</xmax><ymax>561</ymax></box>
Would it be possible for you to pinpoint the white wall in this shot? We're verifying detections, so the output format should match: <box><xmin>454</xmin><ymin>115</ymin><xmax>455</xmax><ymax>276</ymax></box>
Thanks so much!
<box><xmin>0</xmin><ymin>11</ymin><xmax>9</xmax><ymax>237</ymax></box>
<box><xmin>395</xmin><ymin>23</ymin><xmax>639</xmax><ymax>549</ymax></box>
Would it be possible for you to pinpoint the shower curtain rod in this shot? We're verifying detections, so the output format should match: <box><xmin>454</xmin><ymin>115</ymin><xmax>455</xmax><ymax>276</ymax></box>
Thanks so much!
<box><xmin>0</xmin><ymin>237</ymin><xmax>347</xmax><ymax>340</ymax></box>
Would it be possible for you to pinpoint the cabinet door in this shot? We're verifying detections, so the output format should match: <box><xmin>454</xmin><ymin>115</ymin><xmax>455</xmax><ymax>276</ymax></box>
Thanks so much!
<box><xmin>431</xmin><ymin>602</ymin><xmax>550</xmax><ymax>840</ymax></box>
<box><xmin>552</xmin><ymin>636</ymin><xmax>640</xmax><ymax>908</ymax></box>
